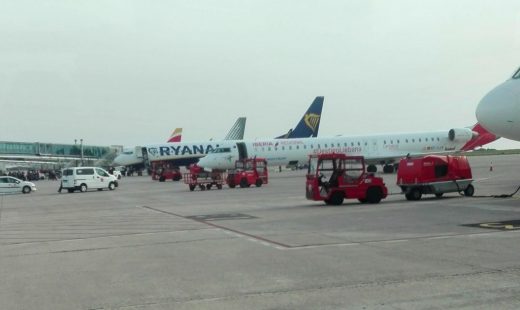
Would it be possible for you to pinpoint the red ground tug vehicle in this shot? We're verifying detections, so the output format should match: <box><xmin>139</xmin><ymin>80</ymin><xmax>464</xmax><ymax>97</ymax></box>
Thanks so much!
<box><xmin>183</xmin><ymin>164</ymin><xmax>224</xmax><ymax>191</ymax></box>
<box><xmin>151</xmin><ymin>161</ymin><xmax>182</xmax><ymax>182</ymax></box>
<box><xmin>306</xmin><ymin>154</ymin><xmax>388</xmax><ymax>205</ymax></box>
<box><xmin>226</xmin><ymin>158</ymin><xmax>268</xmax><ymax>188</ymax></box>
<box><xmin>397</xmin><ymin>155</ymin><xmax>474</xmax><ymax>200</ymax></box>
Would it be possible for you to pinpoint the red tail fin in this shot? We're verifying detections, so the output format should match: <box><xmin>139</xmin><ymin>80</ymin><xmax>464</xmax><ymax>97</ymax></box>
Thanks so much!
<box><xmin>461</xmin><ymin>123</ymin><xmax>499</xmax><ymax>151</ymax></box>
<box><xmin>167</xmin><ymin>128</ymin><xmax>182</xmax><ymax>143</ymax></box>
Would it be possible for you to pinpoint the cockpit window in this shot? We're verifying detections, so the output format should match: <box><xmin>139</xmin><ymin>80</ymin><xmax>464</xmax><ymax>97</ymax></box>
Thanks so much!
<box><xmin>513</xmin><ymin>67</ymin><xmax>520</xmax><ymax>79</ymax></box>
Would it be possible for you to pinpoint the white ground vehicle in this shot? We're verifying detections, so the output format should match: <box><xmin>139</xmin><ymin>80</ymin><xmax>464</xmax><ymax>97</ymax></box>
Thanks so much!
<box><xmin>0</xmin><ymin>176</ymin><xmax>37</xmax><ymax>194</ymax></box>
<box><xmin>61</xmin><ymin>167</ymin><xmax>118</xmax><ymax>193</ymax></box>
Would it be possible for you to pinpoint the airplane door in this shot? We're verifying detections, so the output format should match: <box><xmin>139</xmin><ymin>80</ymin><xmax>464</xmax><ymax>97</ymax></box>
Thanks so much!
<box><xmin>141</xmin><ymin>147</ymin><xmax>150</xmax><ymax>170</ymax></box>
<box><xmin>237</xmin><ymin>143</ymin><xmax>248</xmax><ymax>160</ymax></box>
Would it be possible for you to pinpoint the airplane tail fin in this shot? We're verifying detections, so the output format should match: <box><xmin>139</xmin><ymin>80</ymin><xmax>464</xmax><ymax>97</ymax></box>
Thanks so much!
<box><xmin>461</xmin><ymin>123</ymin><xmax>500</xmax><ymax>151</ymax></box>
<box><xmin>276</xmin><ymin>96</ymin><xmax>323</xmax><ymax>139</ymax></box>
<box><xmin>224</xmin><ymin>117</ymin><xmax>246</xmax><ymax>140</ymax></box>
<box><xmin>167</xmin><ymin>128</ymin><xmax>183</xmax><ymax>142</ymax></box>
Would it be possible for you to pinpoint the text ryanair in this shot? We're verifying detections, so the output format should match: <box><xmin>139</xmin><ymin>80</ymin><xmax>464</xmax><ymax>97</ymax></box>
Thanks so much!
<box><xmin>149</xmin><ymin>145</ymin><xmax>217</xmax><ymax>157</ymax></box>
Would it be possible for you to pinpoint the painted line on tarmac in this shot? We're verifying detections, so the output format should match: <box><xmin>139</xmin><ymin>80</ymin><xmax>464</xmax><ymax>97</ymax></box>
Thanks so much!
<box><xmin>139</xmin><ymin>205</ymin><xmax>520</xmax><ymax>251</ymax></box>
<box><xmin>139</xmin><ymin>205</ymin><xmax>292</xmax><ymax>249</ymax></box>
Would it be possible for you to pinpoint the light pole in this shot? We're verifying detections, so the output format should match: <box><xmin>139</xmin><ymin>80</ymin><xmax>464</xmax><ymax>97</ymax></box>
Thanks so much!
<box><xmin>80</xmin><ymin>139</ymin><xmax>84</xmax><ymax>166</ymax></box>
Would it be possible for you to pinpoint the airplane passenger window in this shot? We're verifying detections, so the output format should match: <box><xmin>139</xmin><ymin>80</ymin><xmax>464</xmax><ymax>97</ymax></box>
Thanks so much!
<box><xmin>268</xmin><ymin>147</ymin><xmax>271</xmax><ymax>151</ymax></box>
<box><xmin>364</xmin><ymin>142</ymin><xmax>368</xmax><ymax>146</ymax></box>
<box><xmin>397</xmin><ymin>140</ymin><xmax>400</xmax><ymax>144</ymax></box>
<box><xmin>296</xmin><ymin>146</ymin><xmax>299</xmax><ymax>149</ymax></box>
<box><xmin>384</xmin><ymin>140</ymin><xmax>386</xmax><ymax>144</ymax></box>
<box><xmin>437</xmin><ymin>137</ymin><xmax>440</xmax><ymax>141</ymax></box>
<box><xmin>405</xmin><ymin>139</ymin><xmax>408</xmax><ymax>143</ymax></box>
<box><xmin>390</xmin><ymin>140</ymin><xmax>393</xmax><ymax>144</ymax></box>
<box><xmin>412</xmin><ymin>139</ymin><xmax>415</xmax><ymax>142</ymax></box>
<box><xmin>357</xmin><ymin>142</ymin><xmax>360</xmax><ymax>146</ymax></box>
<box><xmin>419</xmin><ymin>138</ymin><xmax>422</xmax><ymax>142</ymax></box>
<box><xmin>282</xmin><ymin>146</ymin><xmax>285</xmax><ymax>150</ymax></box>
<box><xmin>425</xmin><ymin>138</ymin><xmax>428</xmax><ymax>142</ymax></box>
<box><xmin>318</xmin><ymin>144</ymin><xmax>321</xmax><ymax>149</ymax></box>
<box><xmin>324</xmin><ymin>144</ymin><xmax>328</xmax><ymax>148</ymax></box>
<box><xmin>351</xmin><ymin>142</ymin><xmax>354</xmax><ymax>147</ymax></box>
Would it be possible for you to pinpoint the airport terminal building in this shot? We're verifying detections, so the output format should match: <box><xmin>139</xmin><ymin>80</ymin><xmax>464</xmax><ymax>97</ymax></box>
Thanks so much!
<box><xmin>0</xmin><ymin>141</ymin><xmax>121</xmax><ymax>171</ymax></box>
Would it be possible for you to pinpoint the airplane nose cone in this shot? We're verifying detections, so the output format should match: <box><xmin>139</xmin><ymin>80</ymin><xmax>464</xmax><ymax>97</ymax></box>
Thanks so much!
<box><xmin>476</xmin><ymin>79</ymin><xmax>520</xmax><ymax>138</ymax></box>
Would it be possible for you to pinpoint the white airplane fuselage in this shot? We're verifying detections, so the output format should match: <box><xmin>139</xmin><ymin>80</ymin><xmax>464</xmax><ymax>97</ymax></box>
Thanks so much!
<box><xmin>476</xmin><ymin>68</ymin><xmax>520</xmax><ymax>141</ymax></box>
<box><xmin>197</xmin><ymin>128</ymin><xmax>476</xmax><ymax>170</ymax></box>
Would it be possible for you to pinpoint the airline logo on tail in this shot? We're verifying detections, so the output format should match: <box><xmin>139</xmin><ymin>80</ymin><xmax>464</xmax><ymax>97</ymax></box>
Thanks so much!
<box><xmin>167</xmin><ymin>128</ymin><xmax>183</xmax><ymax>143</ymax></box>
<box><xmin>304</xmin><ymin>113</ymin><xmax>321</xmax><ymax>133</ymax></box>
<box><xmin>461</xmin><ymin>123</ymin><xmax>499</xmax><ymax>151</ymax></box>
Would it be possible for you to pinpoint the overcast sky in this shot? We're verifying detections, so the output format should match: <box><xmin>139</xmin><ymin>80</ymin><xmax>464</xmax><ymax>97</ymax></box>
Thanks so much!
<box><xmin>1</xmin><ymin>0</ymin><xmax>519</xmax><ymax>149</ymax></box>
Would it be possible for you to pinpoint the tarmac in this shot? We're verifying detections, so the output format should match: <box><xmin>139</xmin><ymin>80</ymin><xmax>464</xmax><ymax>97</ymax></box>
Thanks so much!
<box><xmin>1</xmin><ymin>154</ymin><xmax>520</xmax><ymax>309</ymax></box>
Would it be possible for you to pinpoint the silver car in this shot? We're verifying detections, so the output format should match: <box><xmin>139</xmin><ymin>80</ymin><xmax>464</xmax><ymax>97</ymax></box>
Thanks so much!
<box><xmin>0</xmin><ymin>176</ymin><xmax>37</xmax><ymax>194</ymax></box>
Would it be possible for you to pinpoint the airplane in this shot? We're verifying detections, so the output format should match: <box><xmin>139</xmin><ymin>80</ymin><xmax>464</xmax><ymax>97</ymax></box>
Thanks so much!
<box><xmin>114</xmin><ymin>127</ymin><xmax>184</xmax><ymax>168</ymax></box>
<box><xmin>476</xmin><ymin>66</ymin><xmax>520</xmax><ymax>141</ymax></box>
<box><xmin>113</xmin><ymin>117</ymin><xmax>247</xmax><ymax>168</ymax></box>
<box><xmin>197</xmin><ymin>126</ymin><xmax>492</xmax><ymax>173</ymax></box>
<box><xmin>113</xmin><ymin>97</ymin><xmax>324</xmax><ymax>168</ymax></box>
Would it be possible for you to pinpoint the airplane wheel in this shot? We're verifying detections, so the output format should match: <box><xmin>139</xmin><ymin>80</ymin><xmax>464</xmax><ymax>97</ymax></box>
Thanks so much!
<box><xmin>383</xmin><ymin>165</ymin><xmax>394</xmax><ymax>174</ymax></box>
<box><xmin>367</xmin><ymin>165</ymin><xmax>377</xmax><ymax>173</ymax></box>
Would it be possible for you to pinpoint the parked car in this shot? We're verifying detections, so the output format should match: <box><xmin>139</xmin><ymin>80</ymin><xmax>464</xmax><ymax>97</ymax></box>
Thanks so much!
<box><xmin>0</xmin><ymin>176</ymin><xmax>37</xmax><ymax>194</ymax></box>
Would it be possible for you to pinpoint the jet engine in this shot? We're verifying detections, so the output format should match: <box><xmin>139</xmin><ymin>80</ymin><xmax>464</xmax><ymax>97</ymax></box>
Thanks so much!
<box><xmin>448</xmin><ymin>128</ymin><xmax>478</xmax><ymax>142</ymax></box>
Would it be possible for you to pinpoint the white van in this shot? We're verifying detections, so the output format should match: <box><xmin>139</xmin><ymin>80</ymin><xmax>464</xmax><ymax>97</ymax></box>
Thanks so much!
<box><xmin>61</xmin><ymin>167</ymin><xmax>118</xmax><ymax>193</ymax></box>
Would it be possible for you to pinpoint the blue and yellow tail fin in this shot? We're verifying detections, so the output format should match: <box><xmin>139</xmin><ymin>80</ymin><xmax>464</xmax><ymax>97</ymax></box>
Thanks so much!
<box><xmin>276</xmin><ymin>96</ymin><xmax>323</xmax><ymax>139</ymax></box>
